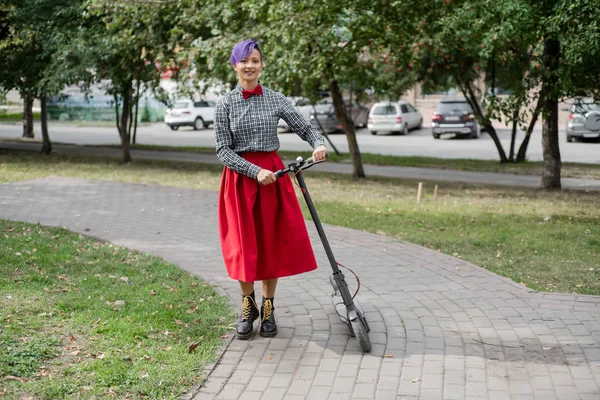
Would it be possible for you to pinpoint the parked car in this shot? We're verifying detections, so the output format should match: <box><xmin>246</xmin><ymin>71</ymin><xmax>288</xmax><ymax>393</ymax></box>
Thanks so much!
<box><xmin>278</xmin><ymin>97</ymin><xmax>313</xmax><ymax>132</ymax></box>
<box><xmin>309</xmin><ymin>99</ymin><xmax>370</xmax><ymax>134</ymax></box>
<box><xmin>565</xmin><ymin>100</ymin><xmax>600</xmax><ymax>142</ymax></box>
<box><xmin>367</xmin><ymin>101</ymin><xmax>423</xmax><ymax>135</ymax></box>
<box><xmin>164</xmin><ymin>99</ymin><xmax>216</xmax><ymax>131</ymax></box>
<box><xmin>431</xmin><ymin>98</ymin><xmax>481</xmax><ymax>139</ymax></box>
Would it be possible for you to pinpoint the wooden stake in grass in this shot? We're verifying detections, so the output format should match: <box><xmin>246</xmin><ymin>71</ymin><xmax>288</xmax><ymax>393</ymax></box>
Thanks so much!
<box><xmin>417</xmin><ymin>182</ymin><xmax>423</xmax><ymax>203</ymax></box>
<box><xmin>433</xmin><ymin>185</ymin><xmax>438</xmax><ymax>200</ymax></box>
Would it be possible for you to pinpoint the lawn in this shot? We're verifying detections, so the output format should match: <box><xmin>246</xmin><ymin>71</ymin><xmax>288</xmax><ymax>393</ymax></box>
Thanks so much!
<box><xmin>0</xmin><ymin>111</ymin><xmax>40</xmax><ymax>122</ymax></box>
<box><xmin>0</xmin><ymin>219</ymin><xmax>234</xmax><ymax>399</ymax></box>
<box><xmin>1</xmin><ymin>150</ymin><xmax>598</xmax><ymax>296</ymax></box>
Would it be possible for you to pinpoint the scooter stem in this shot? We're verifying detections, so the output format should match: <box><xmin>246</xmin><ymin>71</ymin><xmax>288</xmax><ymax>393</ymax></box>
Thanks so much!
<box><xmin>294</xmin><ymin>171</ymin><xmax>340</xmax><ymax>273</ymax></box>
<box><xmin>295</xmin><ymin>170</ymin><xmax>356</xmax><ymax>309</ymax></box>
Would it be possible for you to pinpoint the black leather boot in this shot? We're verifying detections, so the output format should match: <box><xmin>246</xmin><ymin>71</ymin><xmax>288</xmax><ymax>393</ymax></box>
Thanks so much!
<box><xmin>259</xmin><ymin>297</ymin><xmax>278</xmax><ymax>337</ymax></box>
<box><xmin>236</xmin><ymin>292</ymin><xmax>259</xmax><ymax>340</ymax></box>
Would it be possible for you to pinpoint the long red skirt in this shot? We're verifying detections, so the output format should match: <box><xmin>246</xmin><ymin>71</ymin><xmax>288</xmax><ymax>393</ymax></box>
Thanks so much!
<box><xmin>218</xmin><ymin>151</ymin><xmax>318</xmax><ymax>282</ymax></box>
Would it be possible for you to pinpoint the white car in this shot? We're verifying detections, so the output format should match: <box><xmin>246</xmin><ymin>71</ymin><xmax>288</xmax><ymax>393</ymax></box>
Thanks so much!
<box><xmin>277</xmin><ymin>97</ymin><xmax>314</xmax><ymax>132</ymax></box>
<box><xmin>367</xmin><ymin>101</ymin><xmax>423</xmax><ymax>135</ymax></box>
<box><xmin>164</xmin><ymin>99</ymin><xmax>216</xmax><ymax>131</ymax></box>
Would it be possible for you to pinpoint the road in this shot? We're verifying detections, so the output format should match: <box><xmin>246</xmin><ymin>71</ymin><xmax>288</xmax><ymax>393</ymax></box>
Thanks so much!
<box><xmin>1</xmin><ymin>121</ymin><xmax>599</xmax><ymax>163</ymax></box>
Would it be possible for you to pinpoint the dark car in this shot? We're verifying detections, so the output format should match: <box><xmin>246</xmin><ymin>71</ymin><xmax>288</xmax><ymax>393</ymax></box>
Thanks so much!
<box><xmin>309</xmin><ymin>99</ymin><xmax>370</xmax><ymax>134</ymax></box>
<box><xmin>431</xmin><ymin>98</ymin><xmax>481</xmax><ymax>139</ymax></box>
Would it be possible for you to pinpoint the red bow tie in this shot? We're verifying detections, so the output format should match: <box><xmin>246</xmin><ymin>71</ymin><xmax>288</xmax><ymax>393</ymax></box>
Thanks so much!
<box><xmin>241</xmin><ymin>85</ymin><xmax>263</xmax><ymax>100</ymax></box>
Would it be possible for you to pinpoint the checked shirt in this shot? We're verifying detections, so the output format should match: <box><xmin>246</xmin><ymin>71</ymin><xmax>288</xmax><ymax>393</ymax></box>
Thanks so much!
<box><xmin>214</xmin><ymin>84</ymin><xmax>325</xmax><ymax>179</ymax></box>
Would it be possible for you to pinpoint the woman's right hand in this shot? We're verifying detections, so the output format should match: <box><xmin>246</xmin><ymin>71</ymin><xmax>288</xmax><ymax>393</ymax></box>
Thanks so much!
<box><xmin>257</xmin><ymin>169</ymin><xmax>277</xmax><ymax>185</ymax></box>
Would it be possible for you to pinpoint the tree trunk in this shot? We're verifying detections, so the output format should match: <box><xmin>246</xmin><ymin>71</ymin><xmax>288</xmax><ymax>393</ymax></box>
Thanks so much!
<box><xmin>22</xmin><ymin>96</ymin><xmax>34</xmax><ymax>138</ymax></box>
<box><xmin>127</xmin><ymin>82</ymin><xmax>136</xmax><ymax>144</ymax></box>
<box><xmin>458</xmin><ymin>77</ymin><xmax>508</xmax><ymax>162</ymax></box>
<box><xmin>516</xmin><ymin>101</ymin><xmax>541</xmax><ymax>162</ymax></box>
<box><xmin>329</xmin><ymin>79</ymin><xmax>365</xmax><ymax>178</ymax></box>
<box><xmin>508</xmin><ymin>108</ymin><xmax>519</xmax><ymax>161</ymax></box>
<box><xmin>540</xmin><ymin>38</ymin><xmax>561</xmax><ymax>189</ymax></box>
<box><xmin>118</xmin><ymin>85</ymin><xmax>132</xmax><ymax>163</ymax></box>
<box><xmin>132</xmin><ymin>82</ymin><xmax>141</xmax><ymax>145</ymax></box>
<box><xmin>40</xmin><ymin>94</ymin><xmax>52</xmax><ymax>154</ymax></box>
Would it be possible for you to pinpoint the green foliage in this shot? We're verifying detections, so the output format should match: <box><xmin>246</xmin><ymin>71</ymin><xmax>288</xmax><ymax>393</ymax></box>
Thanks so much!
<box><xmin>0</xmin><ymin>219</ymin><xmax>234</xmax><ymax>398</ymax></box>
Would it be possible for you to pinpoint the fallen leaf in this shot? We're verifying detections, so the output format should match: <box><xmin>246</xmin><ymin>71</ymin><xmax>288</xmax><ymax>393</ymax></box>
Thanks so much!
<box><xmin>412</xmin><ymin>378</ymin><xmax>420</xmax><ymax>383</ymax></box>
<box><xmin>5</xmin><ymin>376</ymin><xmax>29</xmax><ymax>382</ymax></box>
<box><xmin>188</xmin><ymin>342</ymin><xmax>201</xmax><ymax>353</ymax></box>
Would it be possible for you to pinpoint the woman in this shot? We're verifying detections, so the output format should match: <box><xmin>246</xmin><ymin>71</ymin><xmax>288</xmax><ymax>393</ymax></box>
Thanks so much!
<box><xmin>214</xmin><ymin>39</ymin><xmax>327</xmax><ymax>340</ymax></box>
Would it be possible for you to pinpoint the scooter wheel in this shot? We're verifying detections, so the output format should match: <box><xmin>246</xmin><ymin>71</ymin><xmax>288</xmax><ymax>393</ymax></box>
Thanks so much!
<box><xmin>351</xmin><ymin>318</ymin><xmax>372</xmax><ymax>352</ymax></box>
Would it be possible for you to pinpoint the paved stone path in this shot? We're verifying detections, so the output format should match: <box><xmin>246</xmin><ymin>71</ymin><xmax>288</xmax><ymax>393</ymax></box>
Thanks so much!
<box><xmin>1</xmin><ymin>177</ymin><xmax>599</xmax><ymax>400</ymax></box>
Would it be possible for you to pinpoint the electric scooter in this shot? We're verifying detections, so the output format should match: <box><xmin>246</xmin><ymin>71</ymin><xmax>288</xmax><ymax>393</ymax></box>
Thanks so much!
<box><xmin>275</xmin><ymin>156</ymin><xmax>372</xmax><ymax>352</ymax></box>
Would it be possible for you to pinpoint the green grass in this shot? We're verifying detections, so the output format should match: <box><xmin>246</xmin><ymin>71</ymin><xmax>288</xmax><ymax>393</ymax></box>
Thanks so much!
<box><xmin>116</xmin><ymin>143</ymin><xmax>600</xmax><ymax>180</ymax></box>
<box><xmin>304</xmin><ymin>177</ymin><xmax>600</xmax><ymax>295</ymax></box>
<box><xmin>0</xmin><ymin>112</ymin><xmax>41</xmax><ymax>122</ymax></box>
<box><xmin>1</xmin><ymin>149</ymin><xmax>599</xmax><ymax>298</ymax></box>
<box><xmin>0</xmin><ymin>219</ymin><xmax>235</xmax><ymax>399</ymax></box>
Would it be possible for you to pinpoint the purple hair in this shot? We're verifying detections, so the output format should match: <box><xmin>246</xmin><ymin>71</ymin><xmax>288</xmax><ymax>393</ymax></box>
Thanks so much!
<box><xmin>230</xmin><ymin>39</ymin><xmax>262</xmax><ymax>66</ymax></box>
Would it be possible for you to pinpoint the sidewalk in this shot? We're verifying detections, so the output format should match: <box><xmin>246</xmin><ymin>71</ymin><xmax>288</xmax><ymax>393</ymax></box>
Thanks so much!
<box><xmin>1</xmin><ymin>175</ymin><xmax>600</xmax><ymax>399</ymax></box>
<box><xmin>2</xmin><ymin>139</ymin><xmax>600</xmax><ymax>191</ymax></box>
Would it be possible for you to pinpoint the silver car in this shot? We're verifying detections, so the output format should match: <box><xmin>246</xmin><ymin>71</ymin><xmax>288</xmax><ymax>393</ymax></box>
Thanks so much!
<box><xmin>566</xmin><ymin>100</ymin><xmax>600</xmax><ymax>142</ymax></box>
<box><xmin>367</xmin><ymin>101</ymin><xmax>423</xmax><ymax>135</ymax></box>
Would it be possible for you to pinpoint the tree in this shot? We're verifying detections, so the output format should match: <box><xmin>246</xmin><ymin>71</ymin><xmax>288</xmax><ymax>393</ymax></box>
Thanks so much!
<box><xmin>387</xmin><ymin>0</ymin><xmax>600</xmax><ymax>189</ymax></box>
<box><xmin>537</xmin><ymin>0</ymin><xmax>600</xmax><ymax>188</ymax></box>
<box><xmin>395</xmin><ymin>0</ymin><xmax>541</xmax><ymax>164</ymax></box>
<box><xmin>56</xmin><ymin>0</ymin><xmax>203</xmax><ymax>163</ymax></box>
<box><xmin>0</xmin><ymin>3</ymin><xmax>43</xmax><ymax>140</ymax></box>
<box><xmin>0</xmin><ymin>0</ymin><xmax>87</xmax><ymax>153</ymax></box>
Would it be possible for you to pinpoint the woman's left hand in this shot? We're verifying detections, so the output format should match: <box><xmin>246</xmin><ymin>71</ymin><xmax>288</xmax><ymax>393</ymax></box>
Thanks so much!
<box><xmin>312</xmin><ymin>145</ymin><xmax>327</xmax><ymax>162</ymax></box>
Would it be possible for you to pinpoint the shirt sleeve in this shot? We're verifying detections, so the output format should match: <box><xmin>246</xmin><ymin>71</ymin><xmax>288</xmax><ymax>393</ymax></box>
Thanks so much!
<box><xmin>278</xmin><ymin>94</ymin><xmax>326</xmax><ymax>149</ymax></box>
<box><xmin>214</xmin><ymin>98</ymin><xmax>262</xmax><ymax>179</ymax></box>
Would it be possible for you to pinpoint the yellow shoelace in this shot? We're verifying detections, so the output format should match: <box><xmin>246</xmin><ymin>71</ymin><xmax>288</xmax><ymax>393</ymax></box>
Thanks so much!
<box><xmin>262</xmin><ymin>299</ymin><xmax>273</xmax><ymax>322</ymax></box>
<box><xmin>241</xmin><ymin>295</ymin><xmax>257</xmax><ymax>320</ymax></box>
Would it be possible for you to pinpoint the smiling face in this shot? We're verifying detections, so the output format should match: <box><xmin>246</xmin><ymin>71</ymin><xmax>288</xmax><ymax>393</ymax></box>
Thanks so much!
<box><xmin>233</xmin><ymin>48</ymin><xmax>263</xmax><ymax>89</ymax></box>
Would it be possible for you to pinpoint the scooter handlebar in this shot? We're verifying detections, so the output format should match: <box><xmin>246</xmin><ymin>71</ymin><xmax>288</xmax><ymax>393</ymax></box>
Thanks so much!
<box><xmin>274</xmin><ymin>156</ymin><xmax>324</xmax><ymax>178</ymax></box>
